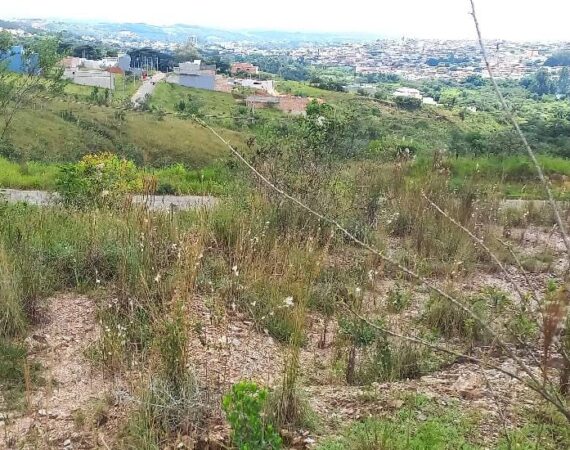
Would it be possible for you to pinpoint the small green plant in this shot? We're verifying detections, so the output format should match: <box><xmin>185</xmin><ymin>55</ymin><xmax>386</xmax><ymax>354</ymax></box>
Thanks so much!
<box><xmin>387</xmin><ymin>284</ymin><xmax>411</xmax><ymax>312</ymax></box>
<box><xmin>223</xmin><ymin>381</ymin><xmax>282</xmax><ymax>450</ymax></box>
<box><xmin>507</xmin><ymin>310</ymin><xmax>539</xmax><ymax>346</ymax></box>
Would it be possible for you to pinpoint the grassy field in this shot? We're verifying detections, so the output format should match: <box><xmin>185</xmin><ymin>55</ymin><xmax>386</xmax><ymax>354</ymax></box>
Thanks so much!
<box><xmin>1</xmin><ymin>98</ymin><xmax>247</xmax><ymax>168</ymax></box>
<box><xmin>149</xmin><ymin>82</ymin><xmax>237</xmax><ymax>116</ymax></box>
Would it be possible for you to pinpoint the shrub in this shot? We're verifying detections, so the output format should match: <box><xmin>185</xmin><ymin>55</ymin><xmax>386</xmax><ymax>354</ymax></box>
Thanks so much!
<box><xmin>422</xmin><ymin>293</ymin><xmax>491</xmax><ymax>345</ymax></box>
<box><xmin>394</xmin><ymin>95</ymin><xmax>422</xmax><ymax>110</ymax></box>
<box><xmin>56</xmin><ymin>152</ymin><xmax>142</xmax><ymax>209</ymax></box>
<box><xmin>387</xmin><ymin>284</ymin><xmax>411</xmax><ymax>312</ymax></box>
<box><xmin>0</xmin><ymin>339</ymin><xmax>41</xmax><ymax>409</ymax></box>
<box><xmin>507</xmin><ymin>310</ymin><xmax>539</xmax><ymax>346</ymax></box>
<box><xmin>122</xmin><ymin>374</ymin><xmax>204</xmax><ymax>448</ymax></box>
<box><xmin>223</xmin><ymin>381</ymin><xmax>282</xmax><ymax>450</ymax></box>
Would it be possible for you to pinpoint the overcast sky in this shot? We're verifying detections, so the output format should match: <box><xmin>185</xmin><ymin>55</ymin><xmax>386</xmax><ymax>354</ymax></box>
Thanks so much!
<box><xmin>3</xmin><ymin>0</ymin><xmax>570</xmax><ymax>41</ymax></box>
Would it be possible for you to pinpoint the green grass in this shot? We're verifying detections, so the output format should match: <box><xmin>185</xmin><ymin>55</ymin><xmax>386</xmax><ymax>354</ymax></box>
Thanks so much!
<box><xmin>0</xmin><ymin>156</ymin><xmax>233</xmax><ymax>195</ymax></box>
<box><xmin>149</xmin><ymin>82</ymin><xmax>236</xmax><ymax>116</ymax></box>
<box><xmin>276</xmin><ymin>80</ymin><xmax>349</xmax><ymax>103</ymax></box>
<box><xmin>317</xmin><ymin>394</ymin><xmax>480</xmax><ymax>450</ymax></box>
<box><xmin>414</xmin><ymin>154</ymin><xmax>570</xmax><ymax>200</ymax></box>
<box><xmin>0</xmin><ymin>339</ymin><xmax>41</xmax><ymax>409</ymax></box>
<box><xmin>151</xmin><ymin>163</ymin><xmax>233</xmax><ymax>195</ymax></box>
<box><xmin>0</xmin><ymin>158</ymin><xmax>59</xmax><ymax>190</ymax></box>
<box><xmin>1</xmin><ymin>99</ymin><xmax>247</xmax><ymax>167</ymax></box>
<box><xmin>63</xmin><ymin>74</ymin><xmax>142</xmax><ymax>106</ymax></box>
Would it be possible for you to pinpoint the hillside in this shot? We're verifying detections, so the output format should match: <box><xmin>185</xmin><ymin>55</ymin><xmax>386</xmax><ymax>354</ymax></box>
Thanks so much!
<box><xmin>1</xmin><ymin>94</ymin><xmax>247</xmax><ymax>167</ymax></box>
<box><xmin>3</xmin><ymin>27</ymin><xmax>570</xmax><ymax>450</ymax></box>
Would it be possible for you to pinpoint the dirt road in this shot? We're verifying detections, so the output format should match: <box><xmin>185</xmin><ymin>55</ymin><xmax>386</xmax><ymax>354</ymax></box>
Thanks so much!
<box><xmin>131</xmin><ymin>72</ymin><xmax>165</xmax><ymax>107</ymax></box>
<box><xmin>0</xmin><ymin>189</ymin><xmax>217</xmax><ymax>211</ymax></box>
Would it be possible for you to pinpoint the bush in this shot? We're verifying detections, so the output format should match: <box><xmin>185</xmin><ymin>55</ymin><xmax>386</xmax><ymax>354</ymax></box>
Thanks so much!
<box><xmin>56</xmin><ymin>152</ymin><xmax>142</xmax><ymax>209</ymax></box>
<box><xmin>387</xmin><ymin>284</ymin><xmax>411</xmax><ymax>312</ymax></box>
<box><xmin>423</xmin><ymin>293</ymin><xmax>491</xmax><ymax>345</ymax></box>
<box><xmin>122</xmin><ymin>374</ymin><xmax>204</xmax><ymax>448</ymax></box>
<box><xmin>394</xmin><ymin>96</ymin><xmax>422</xmax><ymax>110</ymax></box>
<box><xmin>223</xmin><ymin>381</ymin><xmax>282</xmax><ymax>450</ymax></box>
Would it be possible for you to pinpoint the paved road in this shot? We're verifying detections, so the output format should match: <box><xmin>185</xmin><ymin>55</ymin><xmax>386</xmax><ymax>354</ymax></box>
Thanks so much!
<box><xmin>0</xmin><ymin>189</ymin><xmax>217</xmax><ymax>211</ymax></box>
<box><xmin>131</xmin><ymin>72</ymin><xmax>165</xmax><ymax>107</ymax></box>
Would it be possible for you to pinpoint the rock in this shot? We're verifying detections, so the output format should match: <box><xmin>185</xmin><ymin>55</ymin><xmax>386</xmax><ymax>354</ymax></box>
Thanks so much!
<box><xmin>452</xmin><ymin>373</ymin><xmax>485</xmax><ymax>400</ymax></box>
<box><xmin>32</xmin><ymin>334</ymin><xmax>48</xmax><ymax>343</ymax></box>
<box><xmin>388</xmin><ymin>399</ymin><xmax>404</xmax><ymax>409</ymax></box>
<box><xmin>63</xmin><ymin>438</ymin><xmax>72</xmax><ymax>446</ymax></box>
<box><xmin>38</xmin><ymin>409</ymin><xmax>47</xmax><ymax>416</ymax></box>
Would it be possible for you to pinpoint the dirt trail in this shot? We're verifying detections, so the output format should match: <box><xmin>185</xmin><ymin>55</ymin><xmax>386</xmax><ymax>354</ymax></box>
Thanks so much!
<box><xmin>2</xmin><ymin>294</ymin><xmax>119</xmax><ymax>449</ymax></box>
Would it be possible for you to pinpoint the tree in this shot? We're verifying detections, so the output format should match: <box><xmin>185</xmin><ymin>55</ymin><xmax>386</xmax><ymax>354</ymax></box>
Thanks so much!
<box><xmin>394</xmin><ymin>95</ymin><xmax>422</xmax><ymax>110</ymax></box>
<box><xmin>173</xmin><ymin>42</ymin><xmax>200</xmax><ymax>64</ymax></box>
<box><xmin>0</xmin><ymin>31</ymin><xmax>12</xmax><ymax>52</ymax></box>
<box><xmin>544</xmin><ymin>51</ymin><xmax>570</xmax><ymax>67</ymax></box>
<box><xmin>521</xmin><ymin>69</ymin><xmax>556</xmax><ymax>96</ymax></box>
<box><xmin>558</xmin><ymin>67</ymin><xmax>570</xmax><ymax>97</ymax></box>
<box><xmin>0</xmin><ymin>36</ymin><xmax>64</xmax><ymax>143</ymax></box>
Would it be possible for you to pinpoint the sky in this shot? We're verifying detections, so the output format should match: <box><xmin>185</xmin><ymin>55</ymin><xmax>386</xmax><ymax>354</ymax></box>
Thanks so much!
<box><xmin>3</xmin><ymin>0</ymin><xmax>570</xmax><ymax>41</ymax></box>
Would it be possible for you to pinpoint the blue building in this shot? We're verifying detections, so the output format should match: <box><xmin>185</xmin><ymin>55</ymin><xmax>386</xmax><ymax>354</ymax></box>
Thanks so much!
<box><xmin>0</xmin><ymin>45</ymin><xmax>39</xmax><ymax>74</ymax></box>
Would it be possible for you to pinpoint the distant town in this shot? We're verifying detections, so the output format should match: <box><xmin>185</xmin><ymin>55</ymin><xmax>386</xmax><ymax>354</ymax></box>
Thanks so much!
<box><xmin>2</xmin><ymin>19</ymin><xmax>570</xmax><ymax>83</ymax></box>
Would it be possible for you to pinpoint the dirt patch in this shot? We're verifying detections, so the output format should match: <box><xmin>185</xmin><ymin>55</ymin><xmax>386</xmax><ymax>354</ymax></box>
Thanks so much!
<box><xmin>2</xmin><ymin>294</ymin><xmax>122</xmax><ymax>449</ymax></box>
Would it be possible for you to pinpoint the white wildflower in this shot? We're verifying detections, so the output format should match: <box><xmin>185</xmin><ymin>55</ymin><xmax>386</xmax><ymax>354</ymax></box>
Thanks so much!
<box><xmin>154</xmin><ymin>273</ymin><xmax>161</xmax><ymax>283</ymax></box>
<box><xmin>232</xmin><ymin>265</ymin><xmax>239</xmax><ymax>276</ymax></box>
<box><xmin>283</xmin><ymin>296</ymin><xmax>294</xmax><ymax>308</ymax></box>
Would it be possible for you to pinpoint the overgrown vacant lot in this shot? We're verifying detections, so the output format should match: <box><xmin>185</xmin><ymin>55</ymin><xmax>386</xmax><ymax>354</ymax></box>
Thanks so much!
<box><xmin>2</xmin><ymin>155</ymin><xmax>570</xmax><ymax>449</ymax></box>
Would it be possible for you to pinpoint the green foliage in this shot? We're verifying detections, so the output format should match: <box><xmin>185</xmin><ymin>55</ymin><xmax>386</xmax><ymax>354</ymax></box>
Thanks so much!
<box><xmin>387</xmin><ymin>284</ymin><xmax>411</xmax><ymax>312</ymax></box>
<box><xmin>339</xmin><ymin>317</ymin><xmax>380</xmax><ymax>348</ymax></box>
<box><xmin>521</xmin><ymin>69</ymin><xmax>556</xmax><ymax>96</ymax></box>
<box><xmin>317</xmin><ymin>395</ymin><xmax>479</xmax><ymax>450</ymax></box>
<box><xmin>0</xmin><ymin>244</ymin><xmax>26</xmax><ymax>337</ymax></box>
<box><xmin>56</xmin><ymin>152</ymin><xmax>142</xmax><ymax>209</ymax></box>
<box><xmin>394</xmin><ymin>95</ymin><xmax>422</xmax><ymax>110</ymax></box>
<box><xmin>0</xmin><ymin>31</ymin><xmax>13</xmax><ymax>52</ymax></box>
<box><xmin>544</xmin><ymin>51</ymin><xmax>570</xmax><ymax>67</ymax></box>
<box><xmin>506</xmin><ymin>310</ymin><xmax>539</xmax><ymax>346</ymax></box>
<box><xmin>423</xmin><ymin>293</ymin><xmax>490</xmax><ymax>345</ymax></box>
<box><xmin>0</xmin><ymin>339</ymin><xmax>40</xmax><ymax>409</ymax></box>
<box><xmin>223</xmin><ymin>381</ymin><xmax>282</xmax><ymax>450</ymax></box>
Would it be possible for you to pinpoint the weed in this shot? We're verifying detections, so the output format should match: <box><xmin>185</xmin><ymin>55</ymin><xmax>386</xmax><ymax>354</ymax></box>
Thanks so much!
<box><xmin>0</xmin><ymin>339</ymin><xmax>40</xmax><ymax>410</ymax></box>
<box><xmin>122</xmin><ymin>373</ymin><xmax>204</xmax><ymax>449</ymax></box>
<box><xmin>422</xmin><ymin>293</ymin><xmax>491</xmax><ymax>346</ymax></box>
<box><xmin>223</xmin><ymin>381</ymin><xmax>282</xmax><ymax>450</ymax></box>
<box><xmin>387</xmin><ymin>284</ymin><xmax>412</xmax><ymax>312</ymax></box>
<box><xmin>506</xmin><ymin>310</ymin><xmax>539</xmax><ymax>347</ymax></box>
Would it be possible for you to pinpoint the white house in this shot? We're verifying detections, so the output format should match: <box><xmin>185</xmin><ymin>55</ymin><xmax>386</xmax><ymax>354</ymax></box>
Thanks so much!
<box><xmin>393</xmin><ymin>87</ymin><xmax>422</xmax><ymax>99</ymax></box>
